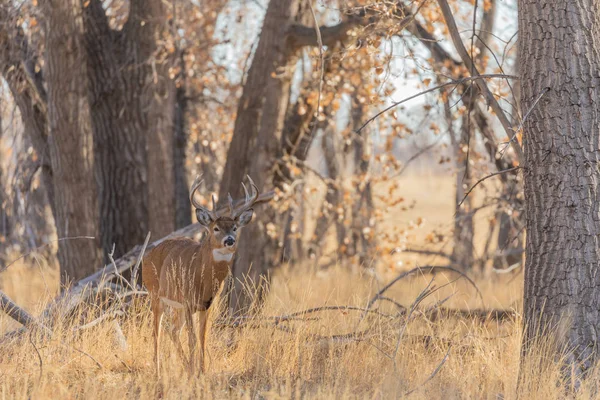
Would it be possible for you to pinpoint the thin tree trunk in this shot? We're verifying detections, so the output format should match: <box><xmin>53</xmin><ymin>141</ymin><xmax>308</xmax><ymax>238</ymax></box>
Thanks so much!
<box><xmin>519</xmin><ymin>0</ymin><xmax>600</xmax><ymax>382</ymax></box>
<box><xmin>44</xmin><ymin>0</ymin><xmax>100</xmax><ymax>283</ymax></box>
<box><xmin>0</xmin><ymin>10</ymin><xmax>56</xmax><ymax>219</ymax></box>
<box><xmin>451</xmin><ymin>113</ymin><xmax>475</xmax><ymax>270</ymax></box>
<box><xmin>312</xmin><ymin>130</ymin><xmax>345</xmax><ymax>259</ymax></box>
<box><xmin>349</xmin><ymin>95</ymin><xmax>375</xmax><ymax>265</ymax></box>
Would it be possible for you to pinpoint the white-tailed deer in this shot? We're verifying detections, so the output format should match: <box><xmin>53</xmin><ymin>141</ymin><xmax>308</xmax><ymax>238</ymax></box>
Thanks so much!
<box><xmin>142</xmin><ymin>175</ymin><xmax>270</xmax><ymax>373</ymax></box>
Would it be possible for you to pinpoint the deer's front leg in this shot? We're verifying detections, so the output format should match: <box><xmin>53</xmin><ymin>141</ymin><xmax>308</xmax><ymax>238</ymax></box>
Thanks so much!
<box><xmin>197</xmin><ymin>309</ymin><xmax>209</xmax><ymax>373</ymax></box>
<box><xmin>184</xmin><ymin>306</ymin><xmax>196</xmax><ymax>373</ymax></box>
<box><xmin>151</xmin><ymin>296</ymin><xmax>165</xmax><ymax>374</ymax></box>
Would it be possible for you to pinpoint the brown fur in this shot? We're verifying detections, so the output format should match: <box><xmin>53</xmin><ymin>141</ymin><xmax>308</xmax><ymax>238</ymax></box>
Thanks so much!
<box><xmin>142</xmin><ymin>217</ymin><xmax>247</xmax><ymax>373</ymax></box>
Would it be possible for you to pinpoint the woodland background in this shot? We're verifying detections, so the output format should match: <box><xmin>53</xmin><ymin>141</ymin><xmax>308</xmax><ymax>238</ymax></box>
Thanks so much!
<box><xmin>0</xmin><ymin>0</ymin><xmax>598</xmax><ymax>398</ymax></box>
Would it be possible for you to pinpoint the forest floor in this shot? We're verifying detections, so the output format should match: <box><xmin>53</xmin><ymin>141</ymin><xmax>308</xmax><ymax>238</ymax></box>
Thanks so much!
<box><xmin>0</xmin><ymin>175</ymin><xmax>581</xmax><ymax>399</ymax></box>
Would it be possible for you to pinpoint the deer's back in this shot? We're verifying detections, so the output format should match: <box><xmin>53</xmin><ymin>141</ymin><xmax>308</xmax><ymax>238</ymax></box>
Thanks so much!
<box><xmin>142</xmin><ymin>238</ymin><xmax>204</xmax><ymax>295</ymax></box>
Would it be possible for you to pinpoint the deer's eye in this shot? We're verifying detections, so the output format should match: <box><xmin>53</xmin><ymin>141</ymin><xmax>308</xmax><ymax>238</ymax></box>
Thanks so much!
<box><xmin>213</xmin><ymin>227</ymin><xmax>220</xmax><ymax>233</ymax></box>
<box><xmin>233</xmin><ymin>226</ymin><xmax>238</xmax><ymax>232</ymax></box>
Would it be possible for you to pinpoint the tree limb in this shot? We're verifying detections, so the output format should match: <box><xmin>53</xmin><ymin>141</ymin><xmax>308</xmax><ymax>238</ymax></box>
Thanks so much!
<box><xmin>436</xmin><ymin>0</ymin><xmax>524</xmax><ymax>163</ymax></box>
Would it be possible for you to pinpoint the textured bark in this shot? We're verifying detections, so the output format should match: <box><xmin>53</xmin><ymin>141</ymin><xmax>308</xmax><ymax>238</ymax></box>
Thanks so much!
<box><xmin>348</xmin><ymin>96</ymin><xmax>375</xmax><ymax>265</ymax></box>
<box><xmin>44</xmin><ymin>0</ymin><xmax>100</xmax><ymax>283</ymax></box>
<box><xmin>0</xmin><ymin>8</ymin><xmax>55</xmax><ymax>217</ymax></box>
<box><xmin>173</xmin><ymin>66</ymin><xmax>191</xmax><ymax>229</ymax></box>
<box><xmin>451</xmin><ymin>113</ymin><xmax>475</xmax><ymax>270</ymax></box>
<box><xmin>519</xmin><ymin>0</ymin><xmax>600</xmax><ymax>380</ymax></box>
<box><xmin>312</xmin><ymin>130</ymin><xmax>345</xmax><ymax>257</ymax></box>
<box><xmin>219</xmin><ymin>0</ymin><xmax>306</xmax><ymax>314</ymax></box>
<box><xmin>81</xmin><ymin>0</ymin><xmax>165</xmax><ymax>262</ymax></box>
<box><xmin>147</xmin><ymin>63</ymin><xmax>176</xmax><ymax>238</ymax></box>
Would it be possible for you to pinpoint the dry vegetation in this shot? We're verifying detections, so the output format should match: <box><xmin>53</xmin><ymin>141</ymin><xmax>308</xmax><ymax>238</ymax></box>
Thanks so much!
<box><xmin>1</xmin><ymin>175</ymin><xmax>589</xmax><ymax>399</ymax></box>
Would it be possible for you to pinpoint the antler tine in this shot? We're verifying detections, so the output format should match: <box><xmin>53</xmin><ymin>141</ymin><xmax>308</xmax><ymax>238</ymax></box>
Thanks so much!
<box><xmin>246</xmin><ymin>175</ymin><xmax>259</xmax><ymax>202</ymax></box>
<box><xmin>189</xmin><ymin>175</ymin><xmax>205</xmax><ymax>209</ymax></box>
<box><xmin>232</xmin><ymin>175</ymin><xmax>261</xmax><ymax>218</ymax></box>
<box><xmin>211</xmin><ymin>194</ymin><xmax>217</xmax><ymax>213</ymax></box>
<box><xmin>241</xmin><ymin>182</ymin><xmax>249</xmax><ymax>202</ymax></box>
<box><xmin>228</xmin><ymin>193</ymin><xmax>234</xmax><ymax>216</ymax></box>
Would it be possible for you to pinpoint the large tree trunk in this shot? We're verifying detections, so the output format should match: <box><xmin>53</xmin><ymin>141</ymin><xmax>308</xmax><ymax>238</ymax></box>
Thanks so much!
<box><xmin>147</xmin><ymin>63</ymin><xmax>176</xmax><ymax>238</ymax></box>
<box><xmin>219</xmin><ymin>0</ymin><xmax>304</xmax><ymax>314</ymax></box>
<box><xmin>519</xmin><ymin>0</ymin><xmax>600</xmax><ymax>381</ymax></box>
<box><xmin>81</xmin><ymin>0</ymin><xmax>166</xmax><ymax>262</ymax></box>
<box><xmin>173</xmin><ymin>64</ymin><xmax>191</xmax><ymax>229</ymax></box>
<box><xmin>44</xmin><ymin>0</ymin><xmax>100</xmax><ymax>283</ymax></box>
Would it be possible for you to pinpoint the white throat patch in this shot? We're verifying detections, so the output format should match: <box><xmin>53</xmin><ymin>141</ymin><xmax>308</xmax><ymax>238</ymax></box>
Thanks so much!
<box><xmin>212</xmin><ymin>248</ymin><xmax>234</xmax><ymax>262</ymax></box>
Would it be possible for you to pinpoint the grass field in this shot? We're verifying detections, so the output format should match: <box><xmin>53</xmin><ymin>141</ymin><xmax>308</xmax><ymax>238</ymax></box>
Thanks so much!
<box><xmin>0</xmin><ymin>174</ymin><xmax>582</xmax><ymax>399</ymax></box>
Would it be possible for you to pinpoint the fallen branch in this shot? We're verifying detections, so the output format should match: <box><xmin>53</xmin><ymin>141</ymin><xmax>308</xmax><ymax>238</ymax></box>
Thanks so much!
<box><xmin>0</xmin><ymin>290</ymin><xmax>49</xmax><ymax>332</ymax></box>
<box><xmin>366</xmin><ymin>266</ymin><xmax>483</xmax><ymax>310</ymax></box>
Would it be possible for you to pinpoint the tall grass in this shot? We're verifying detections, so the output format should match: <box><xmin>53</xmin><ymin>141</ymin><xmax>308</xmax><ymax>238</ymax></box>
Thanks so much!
<box><xmin>1</xmin><ymin>259</ymin><xmax>592</xmax><ymax>399</ymax></box>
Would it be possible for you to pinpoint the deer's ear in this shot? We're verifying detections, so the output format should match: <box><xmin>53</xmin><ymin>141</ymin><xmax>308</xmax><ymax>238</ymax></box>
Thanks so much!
<box><xmin>237</xmin><ymin>209</ymin><xmax>254</xmax><ymax>227</ymax></box>
<box><xmin>196</xmin><ymin>209</ymin><xmax>214</xmax><ymax>227</ymax></box>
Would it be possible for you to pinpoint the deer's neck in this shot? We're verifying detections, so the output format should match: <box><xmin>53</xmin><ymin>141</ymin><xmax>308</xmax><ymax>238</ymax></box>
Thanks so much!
<box><xmin>211</xmin><ymin>247</ymin><xmax>234</xmax><ymax>263</ymax></box>
<box><xmin>198</xmin><ymin>238</ymin><xmax>234</xmax><ymax>266</ymax></box>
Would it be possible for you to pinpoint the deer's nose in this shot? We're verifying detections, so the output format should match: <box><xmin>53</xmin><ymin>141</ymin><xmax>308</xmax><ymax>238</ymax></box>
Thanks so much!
<box><xmin>224</xmin><ymin>237</ymin><xmax>235</xmax><ymax>247</ymax></box>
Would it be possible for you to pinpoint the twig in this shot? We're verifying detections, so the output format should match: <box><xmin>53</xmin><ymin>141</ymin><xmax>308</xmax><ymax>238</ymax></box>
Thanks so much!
<box><xmin>393</xmin><ymin>277</ymin><xmax>436</xmax><ymax>371</ymax></box>
<box><xmin>356</xmin><ymin>74</ymin><xmax>518</xmax><ymax>134</ymax></box>
<box><xmin>0</xmin><ymin>236</ymin><xmax>96</xmax><ymax>274</ymax></box>
<box><xmin>67</xmin><ymin>344</ymin><xmax>104</xmax><ymax>369</ymax></box>
<box><xmin>393</xmin><ymin>247</ymin><xmax>453</xmax><ymax>261</ymax></box>
<box><xmin>366</xmin><ymin>266</ymin><xmax>483</xmax><ymax>310</ymax></box>
<box><xmin>404</xmin><ymin>345</ymin><xmax>452</xmax><ymax>396</ymax></box>
<box><xmin>29</xmin><ymin>331</ymin><xmax>43</xmax><ymax>380</ymax></box>
<box><xmin>492</xmin><ymin>262</ymin><xmax>521</xmax><ymax>275</ymax></box>
<box><xmin>76</xmin><ymin>310</ymin><xmax>125</xmax><ymax>331</ymax></box>
<box><xmin>228</xmin><ymin>305</ymin><xmax>394</xmax><ymax>327</ymax></box>
<box><xmin>389</xmin><ymin>134</ymin><xmax>445</xmax><ymax>178</ymax></box>
<box><xmin>457</xmin><ymin>167</ymin><xmax>521</xmax><ymax>208</ymax></box>
<box><xmin>500</xmin><ymin>87</ymin><xmax>551</xmax><ymax>156</ymax></box>
<box><xmin>131</xmin><ymin>231</ymin><xmax>151</xmax><ymax>287</ymax></box>
<box><xmin>106</xmin><ymin>244</ymin><xmax>136</xmax><ymax>293</ymax></box>
<box><xmin>436</xmin><ymin>0</ymin><xmax>525</xmax><ymax>163</ymax></box>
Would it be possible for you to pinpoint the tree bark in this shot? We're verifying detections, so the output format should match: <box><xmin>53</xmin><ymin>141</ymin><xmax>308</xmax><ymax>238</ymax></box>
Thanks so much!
<box><xmin>451</xmin><ymin>113</ymin><xmax>475</xmax><ymax>270</ymax></box>
<box><xmin>219</xmin><ymin>0</ymin><xmax>305</xmax><ymax>314</ymax></box>
<box><xmin>43</xmin><ymin>0</ymin><xmax>100</xmax><ymax>283</ymax></box>
<box><xmin>173</xmin><ymin>62</ymin><xmax>191</xmax><ymax>229</ymax></box>
<box><xmin>81</xmin><ymin>0</ymin><xmax>166</xmax><ymax>262</ymax></box>
<box><xmin>519</xmin><ymin>0</ymin><xmax>600</xmax><ymax>381</ymax></box>
<box><xmin>0</xmin><ymin>8</ymin><xmax>55</xmax><ymax>218</ymax></box>
<box><xmin>147</xmin><ymin>63</ymin><xmax>176</xmax><ymax>238</ymax></box>
<box><xmin>348</xmin><ymin>94</ymin><xmax>375</xmax><ymax>265</ymax></box>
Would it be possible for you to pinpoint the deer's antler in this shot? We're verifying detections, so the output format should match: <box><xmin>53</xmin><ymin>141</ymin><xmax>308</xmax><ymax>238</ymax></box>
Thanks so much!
<box><xmin>189</xmin><ymin>175</ymin><xmax>218</xmax><ymax>220</ymax></box>
<box><xmin>231</xmin><ymin>175</ymin><xmax>261</xmax><ymax>219</ymax></box>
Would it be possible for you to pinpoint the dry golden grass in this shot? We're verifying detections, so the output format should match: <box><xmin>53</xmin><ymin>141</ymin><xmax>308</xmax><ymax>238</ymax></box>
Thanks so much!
<box><xmin>0</xmin><ymin>263</ymin><xmax>587</xmax><ymax>399</ymax></box>
<box><xmin>0</xmin><ymin>174</ymin><xmax>589</xmax><ymax>399</ymax></box>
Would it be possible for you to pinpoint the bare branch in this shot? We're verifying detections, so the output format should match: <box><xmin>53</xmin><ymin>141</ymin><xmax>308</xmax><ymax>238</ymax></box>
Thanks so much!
<box><xmin>0</xmin><ymin>290</ymin><xmax>49</xmax><ymax>331</ymax></box>
<box><xmin>288</xmin><ymin>18</ymin><xmax>360</xmax><ymax>49</ymax></box>
<box><xmin>436</xmin><ymin>0</ymin><xmax>524</xmax><ymax>163</ymax></box>
<box><xmin>366</xmin><ymin>265</ymin><xmax>483</xmax><ymax>310</ymax></box>
<box><xmin>404</xmin><ymin>345</ymin><xmax>452</xmax><ymax>396</ymax></box>
<box><xmin>458</xmin><ymin>167</ymin><xmax>521</xmax><ymax>208</ymax></box>
<box><xmin>356</xmin><ymin>74</ymin><xmax>518</xmax><ymax>134</ymax></box>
